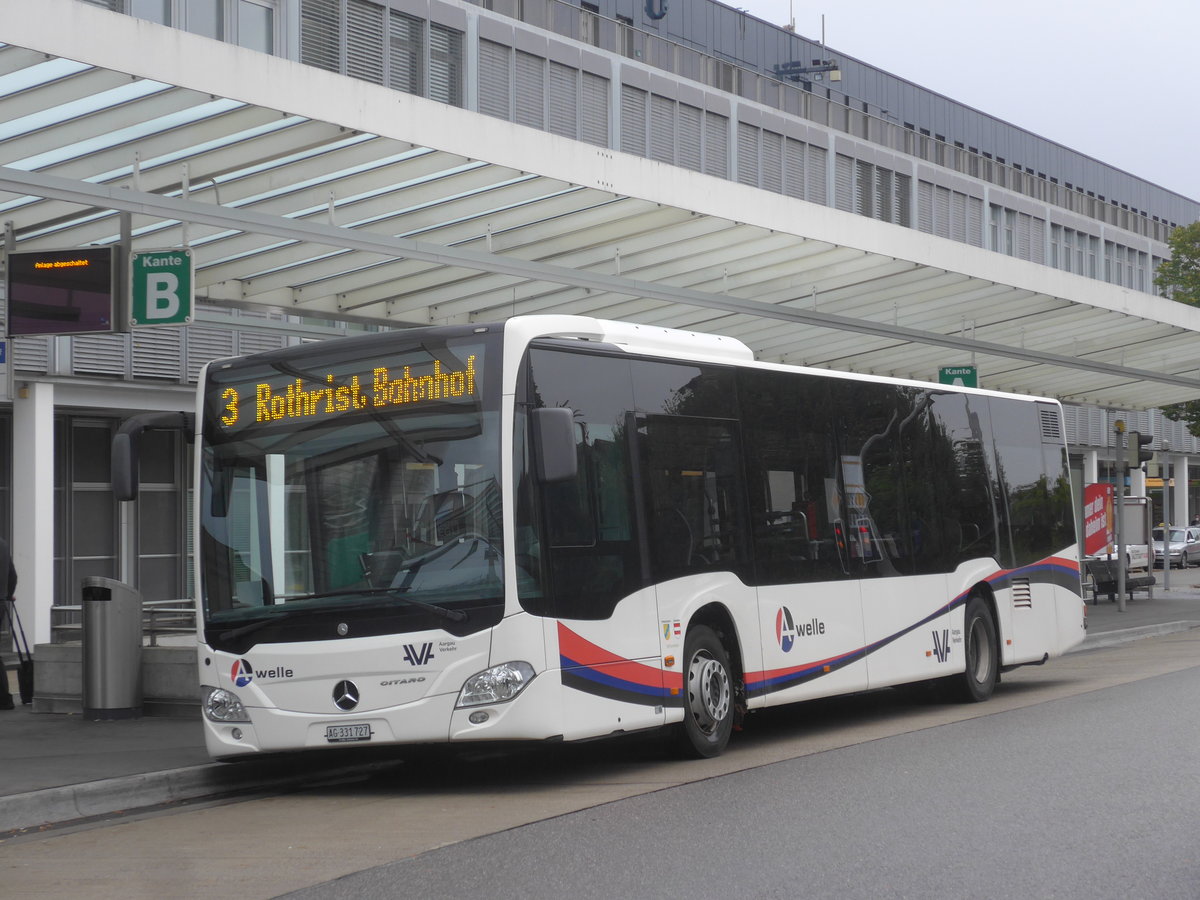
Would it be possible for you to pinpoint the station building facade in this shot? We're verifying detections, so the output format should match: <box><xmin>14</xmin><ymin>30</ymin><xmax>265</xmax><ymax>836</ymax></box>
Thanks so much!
<box><xmin>2</xmin><ymin>0</ymin><xmax>1199</xmax><ymax>643</ymax></box>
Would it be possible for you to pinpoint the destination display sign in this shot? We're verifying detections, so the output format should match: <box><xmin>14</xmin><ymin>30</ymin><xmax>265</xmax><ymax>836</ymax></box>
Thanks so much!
<box><xmin>215</xmin><ymin>356</ymin><xmax>480</xmax><ymax>430</ymax></box>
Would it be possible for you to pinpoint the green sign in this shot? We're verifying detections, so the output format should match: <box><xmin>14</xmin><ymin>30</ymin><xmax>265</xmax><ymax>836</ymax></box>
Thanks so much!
<box><xmin>938</xmin><ymin>365</ymin><xmax>978</xmax><ymax>388</ymax></box>
<box><xmin>129</xmin><ymin>249</ymin><xmax>194</xmax><ymax>327</ymax></box>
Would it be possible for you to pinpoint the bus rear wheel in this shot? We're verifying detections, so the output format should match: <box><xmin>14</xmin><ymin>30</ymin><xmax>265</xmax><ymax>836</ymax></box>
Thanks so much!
<box><xmin>954</xmin><ymin>595</ymin><xmax>998</xmax><ymax>703</ymax></box>
<box><xmin>677</xmin><ymin>625</ymin><xmax>734</xmax><ymax>758</ymax></box>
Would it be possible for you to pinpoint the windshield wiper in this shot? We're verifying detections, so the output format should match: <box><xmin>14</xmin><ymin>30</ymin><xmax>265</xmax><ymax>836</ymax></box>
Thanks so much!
<box><xmin>339</xmin><ymin>588</ymin><xmax>468</xmax><ymax>623</ymax></box>
<box><xmin>218</xmin><ymin>614</ymin><xmax>286</xmax><ymax>643</ymax></box>
<box><xmin>217</xmin><ymin>589</ymin><xmax>466</xmax><ymax>642</ymax></box>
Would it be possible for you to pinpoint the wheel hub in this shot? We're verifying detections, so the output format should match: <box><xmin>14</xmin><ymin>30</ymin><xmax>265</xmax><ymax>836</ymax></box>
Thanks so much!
<box><xmin>687</xmin><ymin>651</ymin><xmax>730</xmax><ymax>733</ymax></box>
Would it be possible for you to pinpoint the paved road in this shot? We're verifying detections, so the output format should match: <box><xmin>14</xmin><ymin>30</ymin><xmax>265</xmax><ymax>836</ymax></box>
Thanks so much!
<box><xmin>289</xmin><ymin>660</ymin><xmax>1200</xmax><ymax>900</ymax></box>
<box><xmin>2</xmin><ymin>630</ymin><xmax>1198</xmax><ymax>899</ymax></box>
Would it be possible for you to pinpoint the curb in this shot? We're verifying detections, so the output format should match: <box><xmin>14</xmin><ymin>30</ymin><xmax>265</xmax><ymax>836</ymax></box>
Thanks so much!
<box><xmin>1077</xmin><ymin>620</ymin><xmax>1200</xmax><ymax>652</ymax></box>
<box><xmin>0</xmin><ymin>756</ymin><xmax>402</xmax><ymax>838</ymax></box>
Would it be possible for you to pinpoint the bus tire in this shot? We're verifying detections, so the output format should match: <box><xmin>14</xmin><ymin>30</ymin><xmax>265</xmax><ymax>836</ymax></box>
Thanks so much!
<box><xmin>955</xmin><ymin>595</ymin><xmax>998</xmax><ymax>703</ymax></box>
<box><xmin>677</xmin><ymin>625</ymin><xmax>734</xmax><ymax>758</ymax></box>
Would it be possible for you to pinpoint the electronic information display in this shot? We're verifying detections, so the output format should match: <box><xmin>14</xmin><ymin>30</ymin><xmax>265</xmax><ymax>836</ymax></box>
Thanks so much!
<box><xmin>5</xmin><ymin>247</ymin><xmax>117</xmax><ymax>337</ymax></box>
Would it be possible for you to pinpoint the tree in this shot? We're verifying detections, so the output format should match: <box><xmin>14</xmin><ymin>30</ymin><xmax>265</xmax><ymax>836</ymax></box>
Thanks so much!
<box><xmin>1155</xmin><ymin>222</ymin><xmax>1200</xmax><ymax>433</ymax></box>
<box><xmin>1154</xmin><ymin>221</ymin><xmax>1200</xmax><ymax>305</ymax></box>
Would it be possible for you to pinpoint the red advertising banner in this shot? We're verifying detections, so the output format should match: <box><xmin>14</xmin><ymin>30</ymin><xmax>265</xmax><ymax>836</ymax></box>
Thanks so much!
<box><xmin>1083</xmin><ymin>483</ymin><xmax>1114</xmax><ymax>557</ymax></box>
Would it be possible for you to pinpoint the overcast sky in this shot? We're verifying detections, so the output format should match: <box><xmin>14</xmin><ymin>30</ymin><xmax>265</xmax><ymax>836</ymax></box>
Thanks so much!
<box><xmin>735</xmin><ymin>0</ymin><xmax>1200</xmax><ymax>204</ymax></box>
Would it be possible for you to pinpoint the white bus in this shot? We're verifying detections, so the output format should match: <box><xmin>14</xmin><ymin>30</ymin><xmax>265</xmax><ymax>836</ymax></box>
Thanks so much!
<box><xmin>163</xmin><ymin>316</ymin><xmax>1084</xmax><ymax>759</ymax></box>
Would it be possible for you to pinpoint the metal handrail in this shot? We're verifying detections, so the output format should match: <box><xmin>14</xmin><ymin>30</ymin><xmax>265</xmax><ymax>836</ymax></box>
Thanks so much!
<box><xmin>49</xmin><ymin>598</ymin><xmax>197</xmax><ymax>647</ymax></box>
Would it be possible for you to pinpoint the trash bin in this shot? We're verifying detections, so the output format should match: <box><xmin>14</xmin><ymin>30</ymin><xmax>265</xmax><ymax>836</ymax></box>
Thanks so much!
<box><xmin>81</xmin><ymin>576</ymin><xmax>143</xmax><ymax>721</ymax></box>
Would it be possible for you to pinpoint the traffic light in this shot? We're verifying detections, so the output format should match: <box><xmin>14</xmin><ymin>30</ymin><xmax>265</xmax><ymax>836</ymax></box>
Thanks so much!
<box><xmin>1126</xmin><ymin>431</ymin><xmax>1153</xmax><ymax>471</ymax></box>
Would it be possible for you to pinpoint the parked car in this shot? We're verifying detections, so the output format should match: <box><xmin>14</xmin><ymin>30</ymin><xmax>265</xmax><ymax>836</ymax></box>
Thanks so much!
<box><xmin>1151</xmin><ymin>526</ymin><xmax>1200</xmax><ymax>568</ymax></box>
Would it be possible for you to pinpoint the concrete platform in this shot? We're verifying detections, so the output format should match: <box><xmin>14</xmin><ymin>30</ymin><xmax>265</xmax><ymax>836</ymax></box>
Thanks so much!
<box><xmin>2</xmin><ymin>584</ymin><xmax>1198</xmax><ymax>837</ymax></box>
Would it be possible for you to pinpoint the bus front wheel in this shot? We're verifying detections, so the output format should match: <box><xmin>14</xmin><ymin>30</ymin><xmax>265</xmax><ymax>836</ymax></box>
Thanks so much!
<box><xmin>677</xmin><ymin>625</ymin><xmax>734</xmax><ymax>758</ymax></box>
<box><xmin>955</xmin><ymin>595</ymin><xmax>998</xmax><ymax>703</ymax></box>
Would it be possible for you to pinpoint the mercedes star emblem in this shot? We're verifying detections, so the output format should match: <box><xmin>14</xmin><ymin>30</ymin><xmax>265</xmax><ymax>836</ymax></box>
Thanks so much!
<box><xmin>333</xmin><ymin>679</ymin><xmax>360</xmax><ymax>710</ymax></box>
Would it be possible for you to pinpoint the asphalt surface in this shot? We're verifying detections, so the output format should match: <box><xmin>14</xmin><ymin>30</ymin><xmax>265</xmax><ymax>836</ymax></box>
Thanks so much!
<box><xmin>2</xmin><ymin>581</ymin><xmax>1199</xmax><ymax>837</ymax></box>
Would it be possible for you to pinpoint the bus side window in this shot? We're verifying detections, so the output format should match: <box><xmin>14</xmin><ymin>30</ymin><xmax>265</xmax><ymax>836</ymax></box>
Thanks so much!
<box><xmin>737</xmin><ymin>368</ymin><xmax>847</xmax><ymax>585</ymax></box>
<box><xmin>639</xmin><ymin>415</ymin><xmax>746</xmax><ymax>580</ymax></box>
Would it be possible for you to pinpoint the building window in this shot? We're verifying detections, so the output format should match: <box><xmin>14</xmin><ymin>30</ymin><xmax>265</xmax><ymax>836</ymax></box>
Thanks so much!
<box><xmin>136</xmin><ymin>430</ymin><xmax>188</xmax><ymax>600</ymax></box>
<box><xmin>112</xmin><ymin>0</ymin><xmax>277</xmax><ymax>51</ymax></box>
<box><xmin>129</xmin><ymin>0</ymin><xmax>170</xmax><ymax>21</ymax></box>
<box><xmin>185</xmin><ymin>0</ymin><xmax>223</xmax><ymax>39</ymax></box>
<box><xmin>59</xmin><ymin>420</ymin><xmax>119</xmax><ymax>604</ymax></box>
<box><xmin>237</xmin><ymin>0</ymin><xmax>275</xmax><ymax>53</ymax></box>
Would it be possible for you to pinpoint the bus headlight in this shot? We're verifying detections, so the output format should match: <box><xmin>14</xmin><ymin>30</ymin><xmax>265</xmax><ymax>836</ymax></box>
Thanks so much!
<box><xmin>202</xmin><ymin>685</ymin><xmax>251</xmax><ymax>723</ymax></box>
<box><xmin>456</xmin><ymin>661</ymin><xmax>536</xmax><ymax>708</ymax></box>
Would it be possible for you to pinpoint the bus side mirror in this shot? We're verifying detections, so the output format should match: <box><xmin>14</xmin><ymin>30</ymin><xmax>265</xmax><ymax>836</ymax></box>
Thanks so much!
<box><xmin>532</xmin><ymin>407</ymin><xmax>577</xmax><ymax>483</ymax></box>
<box><xmin>112</xmin><ymin>411</ymin><xmax>195</xmax><ymax>501</ymax></box>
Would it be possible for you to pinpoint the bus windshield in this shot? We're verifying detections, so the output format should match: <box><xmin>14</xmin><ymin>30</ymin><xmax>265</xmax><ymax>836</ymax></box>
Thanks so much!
<box><xmin>198</xmin><ymin>330</ymin><xmax>503</xmax><ymax>652</ymax></box>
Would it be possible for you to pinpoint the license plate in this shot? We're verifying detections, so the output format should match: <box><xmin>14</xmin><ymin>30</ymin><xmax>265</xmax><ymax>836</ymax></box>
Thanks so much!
<box><xmin>325</xmin><ymin>723</ymin><xmax>372</xmax><ymax>743</ymax></box>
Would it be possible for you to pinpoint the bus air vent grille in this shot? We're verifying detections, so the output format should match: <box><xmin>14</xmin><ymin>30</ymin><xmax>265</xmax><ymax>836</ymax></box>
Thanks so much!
<box><xmin>1012</xmin><ymin>577</ymin><xmax>1033</xmax><ymax>608</ymax></box>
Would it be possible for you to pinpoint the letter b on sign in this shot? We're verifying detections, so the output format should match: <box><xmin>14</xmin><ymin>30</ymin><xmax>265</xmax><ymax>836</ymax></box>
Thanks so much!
<box><xmin>130</xmin><ymin>249</ymin><xmax>193</xmax><ymax>327</ymax></box>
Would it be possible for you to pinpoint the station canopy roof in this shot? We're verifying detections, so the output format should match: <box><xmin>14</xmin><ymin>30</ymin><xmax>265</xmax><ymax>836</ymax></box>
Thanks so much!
<box><xmin>3</xmin><ymin>1</ymin><xmax>1200</xmax><ymax>410</ymax></box>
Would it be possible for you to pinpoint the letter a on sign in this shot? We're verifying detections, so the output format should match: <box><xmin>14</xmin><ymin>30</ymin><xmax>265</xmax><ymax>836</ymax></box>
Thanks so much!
<box><xmin>129</xmin><ymin>249</ymin><xmax>194</xmax><ymax>327</ymax></box>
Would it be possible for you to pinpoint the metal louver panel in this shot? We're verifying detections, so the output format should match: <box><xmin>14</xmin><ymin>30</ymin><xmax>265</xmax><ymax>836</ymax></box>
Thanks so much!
<box><xmin>703</xmin><ymin>110</ymin><xmax>727</xmax><ymax>178</ymax></box>
<box><xmin>951</xmin><ymin>191</ymin><xmax>968</xmax><ymax>243</ymax></box>
<box><xmin>548</xmin><ymin>62</ymin><xmax>578</xmax><ymax>138</ymax></box>
<box><xmin>232</xmin><ymin>310</ymin><xmax>287</xmax><ymax>358</ymax></box>
<box><xmin>620</xmin><ymin>84</ymin><xmax>647</xmax><ymax>157</ymax></box>
<box><xmin>854</xmin><ymin>160</ymin><xmax>873</xmax><ymax>218</ymax></box>
<box><xmin>186</xmin><ymin>327</ymin><xmax>236</xmax><ymax>384</ymax></box>
<box><xmin>895</xmin><ymin>174</ymin><xmax>911</xmax><ymax>227</ymax></box>
<box><xmin>1062</xmin><ymin>404</ymin><xmax>1079</xmax><ymax>442</ymax></box>
<box><xmin>806</xmin><ymin>144</ymin><xmax>827</xmax><ymax>204</ymax></box>
<box><xmin>933</xmin><ymin>185</ymin><xmax>951</xmax><ymax>238</ymax></box>
<box><xmin>237</xmin><ymin>330</ymin><xmax>286</xmax><ymax>356</ymax></box>
<box><xmin>300</xmin><ymin>0</ymin><xmax>340</xmax><ymax>73</ymax></box>
<box><xmin>917</xmin><ymin>181</ymin><xmax>934</xmax><ymax>233</ymax></box>
<box><xmin>736</xmin><ymin>122</ymin><xmax>758</xmax><ymax>187</ymax></box>
<box><xmin>783</xmin><ymin>137</ymin><xmax>805</xmax><ymax>199</ymax></box>
<box><xmin>132</xmin><ymin>327</ymin><xmax>182</xmax><ymax>380</ymax></box>
<box><xmin>12</xmin><ymin>336</ymin><xmax>50</xmax><ymax>374</ymax></box>
<box><xmin>429</xmin><ymin>24</ymin><xmax>463</xmax><ymax>107</ymax></box>
<box><xmin>966</xmin><ymin>195</ymin><xmax>983</xmax><ymax>247</ymax></box>
<box><xmin>478</xmin><ymin>40</ymin><xmax>511</xmax><ymax>120</ymax></box>
<box><xmin>1088</xmin><ymin>407</ymin><xmax>1106</xmax><ymax>446</ymax></box>
<box><xmin>73</xmin><ymin>333</ymin><xmax>129</xmax><ymax>377</ymax></box>
<box><xmin>874</xmin><ymin>167</ymin><xmax>892</xmax><ymax>222</ymax></box>
<box><xmin>514</xmin><ymin>51</ymin><xmax>545</xmax><ymax>130</ymax></box>
<box><xmin>677</xmin><ymin>103</ymin><xmax>701</xmax><ymax>171</ymax></box>
<box><xmin>1030</xmin><ymin>217</ymin><xmax>1046</xmax><ymax>265</ymax></box>
<box><xmin>388</xmin><ymin>10</ymin><xmax>423</xmax><ymax>96</ymax></box>
<box><xmin>649</xmin><ymin>94</ymin><xmax>674</xmax><ymax>163</ymax></box>
<box><xmin>834</xmin><ymin>154</ymin><xmax>854</xmax><ymax>213</ymax></box>
<box><xmin>346</xmin><ymin>0</ymin><xmax>385</xmax><ymax>85</ymax></box>
<box><xmin>579</xmin><ymin>72</ymin><xmax>609</xmax><ymax>147</ymax></box>
<box><xmin>1016</xmin><ymin>212</ymin><xmax>1033</xmax><ymax>261</ymax></box>
<box><xmin>761</xmin><ymin>130</ymin><xmax>782</xmax><ymax>194</ymax></box>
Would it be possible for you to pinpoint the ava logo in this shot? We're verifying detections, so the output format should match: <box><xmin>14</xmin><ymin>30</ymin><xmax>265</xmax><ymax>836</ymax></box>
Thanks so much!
<box><xmin>932</xmin><ymin>629</ymin><xmax>951</xmax><ymax>663</ymax></box>
<box><xmin>231</xmin><ymin>658</ymin><xmax>254</xmax><ymax>687</ymax></box>
<box><xmin>776</xmin><ymin>606</ymin><xmax>797</xmax><ymax>652</ymax></box>
<box><xmin>402</xmin><ymin>642</ymin><xmax>435</xmax><ymax>666</ymax></box>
